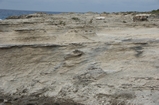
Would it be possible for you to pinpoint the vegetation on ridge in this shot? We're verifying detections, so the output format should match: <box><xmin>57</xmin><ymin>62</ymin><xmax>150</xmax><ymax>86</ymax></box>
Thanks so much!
<box><xmin>151</xmin><ymin>9</ymin><xmax>159</xmax><ymax>14</ymax></box>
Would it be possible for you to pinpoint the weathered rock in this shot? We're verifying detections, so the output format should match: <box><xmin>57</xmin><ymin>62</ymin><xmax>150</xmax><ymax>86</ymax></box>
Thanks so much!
<box><xmin>133</xmin><ymin>14</ymin><xmax>150</xmax><ymax>22</ymax></box>
<box><xmin>0</xmin><ymin>12</ymin><xmax>159</xmax><ymax>105</ymax></box>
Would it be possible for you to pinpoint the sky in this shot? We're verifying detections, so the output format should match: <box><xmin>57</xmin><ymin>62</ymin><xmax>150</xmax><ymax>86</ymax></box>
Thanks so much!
<box><xmin>0</xmin><ymin>0</ymin><xmax>159</xmax><ymax>12</ymax></box>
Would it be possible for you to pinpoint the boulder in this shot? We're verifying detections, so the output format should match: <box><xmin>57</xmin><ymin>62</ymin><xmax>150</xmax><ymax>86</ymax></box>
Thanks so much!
<box><xmin>133</xmin><ymin>14</ymin><xmax>150</xmax><ymax>22</ymax></box>
<box><xmin>96</xmin><ymin>17</ymin><xmax>105</xmax><ymax>20</ymax></box>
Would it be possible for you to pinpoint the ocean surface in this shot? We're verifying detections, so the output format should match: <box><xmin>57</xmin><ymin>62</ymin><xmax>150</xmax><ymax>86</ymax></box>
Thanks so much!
<box><xmin>0</xmin><ymin>9</ymin><xmax>62</xmax><ymax>20</ymax></box>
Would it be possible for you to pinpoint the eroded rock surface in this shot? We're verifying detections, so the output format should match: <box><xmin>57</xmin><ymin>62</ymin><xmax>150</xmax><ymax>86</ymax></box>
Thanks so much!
<box><xmin>0</xmin><ymin>12</ymin><xmax>159</xmax><ymax>105</ymax></box>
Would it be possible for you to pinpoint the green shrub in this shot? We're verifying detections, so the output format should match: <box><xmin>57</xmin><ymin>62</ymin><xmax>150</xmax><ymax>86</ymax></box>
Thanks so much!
<box><xmin>151</xmin><ymin>9</ymin><xmax>159</xmax><ymax>14</ymax></box>
<box><xmin>72</xmin><ymin>17</ymin><xmax>80</xmax><ymax>21</ymax></box>
<box><xmin>59</xmin><ymin>21</ymin><xmax>66</xmax><ymax>26</ymax></box>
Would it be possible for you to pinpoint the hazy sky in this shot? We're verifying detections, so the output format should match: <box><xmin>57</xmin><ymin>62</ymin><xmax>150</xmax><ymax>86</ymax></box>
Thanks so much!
<box><xmin>0</xmin><ymin>0</ymin><xmax>159</xmax><ymax>12</ymax></box>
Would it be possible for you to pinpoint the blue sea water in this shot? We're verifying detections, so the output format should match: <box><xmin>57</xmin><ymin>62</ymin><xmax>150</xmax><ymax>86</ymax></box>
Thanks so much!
<box><xmin>0</xmin><ymin>9</ymin><xmax>62</xmax><ymax>20</ymax></box>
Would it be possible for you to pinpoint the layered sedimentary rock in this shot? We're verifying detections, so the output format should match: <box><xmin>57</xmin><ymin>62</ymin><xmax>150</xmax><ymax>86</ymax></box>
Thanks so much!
<box><xmin>0</xmin><ymin>12</ymin><xmax>159</xmax><ymax>105</ymax></box>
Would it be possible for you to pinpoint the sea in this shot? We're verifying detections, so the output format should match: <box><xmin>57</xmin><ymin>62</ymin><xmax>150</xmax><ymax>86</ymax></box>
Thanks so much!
<box><xmin>0</xmin><ymin>9</ymin><xmax>62</xmax><ymax>20</ymax></box>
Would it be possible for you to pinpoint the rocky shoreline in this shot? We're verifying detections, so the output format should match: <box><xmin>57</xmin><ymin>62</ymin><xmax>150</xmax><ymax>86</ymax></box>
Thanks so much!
<box><xmin>0</xmin><ymin>12</ymin><xmax>159</xmax><ymax>105</ymax></box>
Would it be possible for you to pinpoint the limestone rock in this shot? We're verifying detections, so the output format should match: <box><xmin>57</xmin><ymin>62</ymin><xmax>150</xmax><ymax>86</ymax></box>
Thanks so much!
<box><xmin>0</xmin><ymin>12</ymin><xmax>159</xmax><ymax>105</ymax></box>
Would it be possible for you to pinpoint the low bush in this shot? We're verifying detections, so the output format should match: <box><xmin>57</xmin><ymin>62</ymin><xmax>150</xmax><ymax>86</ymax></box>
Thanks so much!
<box><xmin>72</xmin><ymin>17</ymin><xmax>80</xmax><ymax>21</ymax></box>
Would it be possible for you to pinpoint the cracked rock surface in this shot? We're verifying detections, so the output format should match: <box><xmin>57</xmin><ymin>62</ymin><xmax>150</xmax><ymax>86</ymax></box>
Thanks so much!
<box><xmin>0</xmin><ymin>12</ymin><xmax>159</xmax><ymax>105</ymax></box>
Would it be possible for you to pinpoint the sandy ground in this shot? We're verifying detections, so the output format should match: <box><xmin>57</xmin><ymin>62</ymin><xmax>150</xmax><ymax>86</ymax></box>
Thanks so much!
<box><xmin>0</xmin><ymin>12</ymin><xmax>159</xmax><ymax>105</ymax></box>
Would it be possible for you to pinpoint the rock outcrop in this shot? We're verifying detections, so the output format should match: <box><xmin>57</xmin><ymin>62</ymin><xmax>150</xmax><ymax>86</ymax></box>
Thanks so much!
<box><xmin>0</xmin><ymin>12</ymin><xmax>159</xmax><ymax>105</ymax></box>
